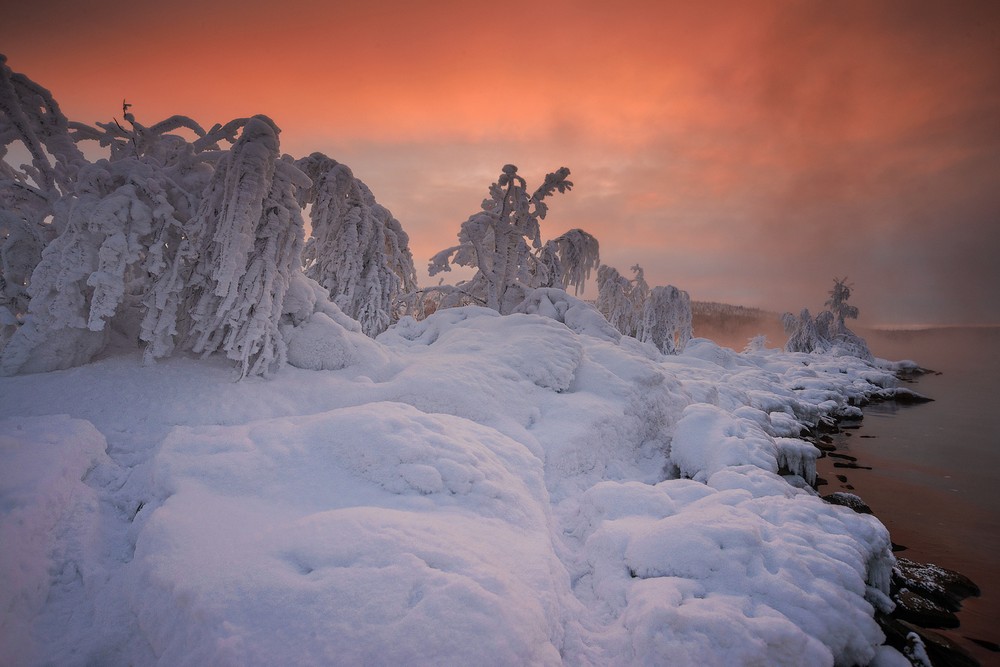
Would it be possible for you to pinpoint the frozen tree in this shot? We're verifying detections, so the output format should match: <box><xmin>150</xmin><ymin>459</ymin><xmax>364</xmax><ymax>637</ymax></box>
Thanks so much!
<box><xmin>0</xmin><ymin>57</ymin><xmax>268</xmax><ymax>375</ymax></box>
<box><xmin>637</xmin><ymin>285</ymin><xmax>692</xmax><ymax>355</ymax></box>
<box><xmin>1</xmin><ymin>58</ymin><xmax>424</xmax><ymax>377</ymax></box>
<box><xmin>782</xmin><ymin>309</ymin><xmax>827</xmax><ymax>354</ymax></box>
<box><xmin>427</xmin><ymin>164</ymin><xmax>584</xmax><ymax>314</ymax></box>
<box><xmin>298</xmin><ymin>154</ymin><xmax>417</xmax><ymax>337</ymax></box>
<box><xmin>0</xmin><ymin>157</ymin><xmax>194</xmax><ymax>375</ymax></box>
<box><xmin>596</xmin><ymin>263</ymin><xmax>648</xmax><ymax>338</ymax></box>
<box><xmin>1</xmin><ymin>54</ymin><xmax>88</xmax><ymax>329</ymax></box>
<box><xmin>536</xmin><ymin>228</ymin><xmax>600</xmax><ymax>294</ymax></box>
<box><xmin>826</xmin><ymin>277</ymin><xmax>859</xmax><ymax>326</ymax></box>
<box><xmin>0</xmin><ymin>54</ymin><xmax>87</xmax><ymax>205</ymax></box>
<box><xmin>597</xmin><ymin>263</ymin><xmax>691</xmax><ymax>354</ymax></box>
<box><xmin>177</xmin><ymin>116</ymin><xmax>309</xmax><ymax>378</ymax></box>
<box><xmin>782</xmin><ymin>278</ymin><xmax>873</xmax><ymax>362</ymax></box>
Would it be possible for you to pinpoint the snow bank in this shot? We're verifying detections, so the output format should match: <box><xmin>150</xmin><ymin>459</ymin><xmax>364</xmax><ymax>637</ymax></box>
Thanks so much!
<box><xmin>0</xmin><ymin>307</ymin><xmax>906</xmax><ymax>666</ymax></box>
<box><xmin>0</xmin><ymin>416</ymin><xmax>109</xmax><ymax>664</ymax></box>
<box><xmin>130</xmin><ymin>402</ymin><xmax>568</xmax><ymax>665</ymax></box>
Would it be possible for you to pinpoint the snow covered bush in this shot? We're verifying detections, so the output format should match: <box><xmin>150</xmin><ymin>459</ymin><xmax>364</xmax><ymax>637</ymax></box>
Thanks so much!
<box><xmin>418</xmin><ymin>164</ymin><xmax>598</xmax><ymax>315</ymax></box>
<box><xmin>782</xmin><ymin>278</ymin><xmax>873</xmax><ymax>362</ymax></box>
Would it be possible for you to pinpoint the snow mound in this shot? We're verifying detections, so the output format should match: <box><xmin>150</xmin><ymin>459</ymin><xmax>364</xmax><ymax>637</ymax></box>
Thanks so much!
<box><xmin>1</xmin><ymin>302</ymin><xmax>911</xmax><ymax>666</ymax></box>
<box><xmin>130</xmin><ymin>402</ymin><xmax>568</xmax><ymax>666</ymax></box>
<box><xmin>380</xmin><ymin>306</ymin><xmax>582</xmax><ymax>392</ymax></box>
<box><xmin>574</xmin><ymin>480</ymin><xmax>893</xmax><ymax>666</ymax></box>
<box><xmin>513</xmin><ymin>287</ymin><xmax>622</xmax><ymax>343</ymax></box>
<box><xmin>282</xmin><ymin>274</ymin><xmax>391</xmax><ymax>372</ymax></box>
<box><xmin>0</xmin><ymin>416</ymin><xmax>110</xmax><ymax>664</ymax></box>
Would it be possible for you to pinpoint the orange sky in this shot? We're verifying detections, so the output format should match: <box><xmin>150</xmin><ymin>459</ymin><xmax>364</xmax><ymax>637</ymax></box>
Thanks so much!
<box><xmin>3</xmin><ymin>0</ymin><xmax>999</xmax><ymax>325</ymax></box>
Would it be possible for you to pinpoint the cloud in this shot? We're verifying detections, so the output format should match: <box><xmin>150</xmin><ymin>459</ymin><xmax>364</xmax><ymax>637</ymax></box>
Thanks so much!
<box><xmin>2</xmin><ymin>0</ymin><xmax>998</xmax><ymax>324</ymax></box>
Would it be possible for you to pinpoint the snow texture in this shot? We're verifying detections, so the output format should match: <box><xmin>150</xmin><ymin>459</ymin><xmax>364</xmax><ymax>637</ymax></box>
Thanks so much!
<box><xmin>0</xmin><ymin>304</ymin><xmax>908</xmax><ymax>666</ymax></box>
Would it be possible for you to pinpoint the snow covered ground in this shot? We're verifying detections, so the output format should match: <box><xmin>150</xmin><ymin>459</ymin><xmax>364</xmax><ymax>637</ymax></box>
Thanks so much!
<box><xmin>1</xmin><ymin>298</ymin><xmax>918</xmax><ymax>666</ymax></box>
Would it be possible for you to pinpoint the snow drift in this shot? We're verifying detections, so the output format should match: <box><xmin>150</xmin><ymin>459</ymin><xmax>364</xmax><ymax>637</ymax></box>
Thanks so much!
<box><xmin>1</xmin><ymin>301</ymin><xmax>909</xmax><ymax>666</ymax></box>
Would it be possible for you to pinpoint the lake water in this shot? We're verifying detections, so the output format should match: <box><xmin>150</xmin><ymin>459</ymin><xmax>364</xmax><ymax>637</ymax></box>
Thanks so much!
<box><xmin>822</xmin><ymin>326</ymin><xmax>1000</xmax><ymax>665</ymax></box>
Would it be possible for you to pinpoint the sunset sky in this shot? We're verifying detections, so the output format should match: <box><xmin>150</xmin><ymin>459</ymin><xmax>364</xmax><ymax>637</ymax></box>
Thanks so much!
<box><xmin>3</xmin><ymin>0</ymin><xmax>998</xmax><ymax>325</ymax></box>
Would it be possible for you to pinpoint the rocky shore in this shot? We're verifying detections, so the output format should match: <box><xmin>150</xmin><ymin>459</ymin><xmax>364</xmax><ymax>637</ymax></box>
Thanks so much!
<box><xmin>808</xmin><ymin>381</ymin><xmax>995</xmax><ymax>667</ymax></box>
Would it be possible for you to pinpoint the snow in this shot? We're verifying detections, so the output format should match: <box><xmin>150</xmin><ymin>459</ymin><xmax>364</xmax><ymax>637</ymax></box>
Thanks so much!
<box><xmin>0</xmin><ymin>303</ymin><xmax>909</xmax><ymax>665</ymax></box>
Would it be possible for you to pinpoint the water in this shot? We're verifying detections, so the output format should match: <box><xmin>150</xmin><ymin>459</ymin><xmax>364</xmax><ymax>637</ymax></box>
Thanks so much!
<box><xmin>823</xmin><ymin>326</ymin><xmax>1000</xmax><ymax>665</ymax></box>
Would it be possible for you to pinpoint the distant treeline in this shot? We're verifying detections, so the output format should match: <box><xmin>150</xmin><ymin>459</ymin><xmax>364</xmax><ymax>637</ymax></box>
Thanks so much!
<box><xmin>691</xmin><ymin>301</ymin><xmax>773</xmax><ymax>332</ymax></box>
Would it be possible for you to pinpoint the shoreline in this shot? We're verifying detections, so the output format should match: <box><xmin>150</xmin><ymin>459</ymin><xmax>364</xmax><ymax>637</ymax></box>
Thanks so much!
<box><xmin>809</xmin><ymin>382</ymin><xmax>997</xmax><ymax>667</ymax></box>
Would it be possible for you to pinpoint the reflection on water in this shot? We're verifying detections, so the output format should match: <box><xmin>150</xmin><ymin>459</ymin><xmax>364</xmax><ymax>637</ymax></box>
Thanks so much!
<box><xmin>822</xmin><ymin>326</ymin><xmax>1000</xmax><ymax>664</ymax></box>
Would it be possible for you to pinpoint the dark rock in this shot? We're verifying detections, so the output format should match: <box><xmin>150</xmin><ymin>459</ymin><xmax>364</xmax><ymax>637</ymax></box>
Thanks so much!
<box><xmin>828</xmin><ymin>452</ymin><xmax>857</xmax><ymax>461</ymax></box>
<box><xmin>877</xmin><ymin>614</ymin><xmax>980</xmax><ymax>667</ymax></box>
<box><xmin>822</xmin><ymin>491</ymin><xmax>873</xmax><ymax>514</ymax></box>
<box><xmin>893</xmin><ymin>588</ymin><xmax>961</xmax><ymax>628</ymax></box>
<box><xmin>891</xmin><ymin>542</ymin><xmax>909</xmax><ymax>552</ymax></box>
<box><xmin>833</xmin><ymin>461</ymin><xmax>872</xmax><ymax>470</ymax></box>
<box><xmin>899</xmin><ymin>621</ymin><xmax>980</xmax><ymax>667</ymax></box>
<box><xmin>835</xmin><ymin>474</ymin><xmax>848</xmax><ymax>483</ymax></box>
<box><xmin>880</xmin><ymin>387</ymin><xmax>935</xmax><ymax>404</ymax></box>
<box><xmin>894</xmin><ymin>558</ymin><xmax>981</xmax><ymax>609</ymax></box>
<box><xmin>967</xmin><ymin>637</ymin><xmax>999</xmax><ymax>653</ymax></box>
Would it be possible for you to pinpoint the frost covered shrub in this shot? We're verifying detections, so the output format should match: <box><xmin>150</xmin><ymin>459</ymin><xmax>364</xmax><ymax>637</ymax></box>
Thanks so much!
<box><xmin>782</xmin><ymin>278</ymin><xmax>873</xmax><ymax>362</ymax></box>
<box><xmin>596</xmin><ymin>263</ymin><xmax>692</xmax><ymax>354</ymax></box>
<box><xmin>297</xmin><ymin>154</ymin><xmax>417</xmax><ymax>337</ymax></box>
<box><xmin>418</xmin><ymin>164</ymin><xmax>598</xmax><ymax>315</ymax></box>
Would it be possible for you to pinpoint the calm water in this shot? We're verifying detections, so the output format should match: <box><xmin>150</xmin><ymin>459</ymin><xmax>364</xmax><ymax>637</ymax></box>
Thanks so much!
<box><xmin>824</xmin><ymin>326</ymin><xmax>1000</xmax><ymax>665</ymax></box>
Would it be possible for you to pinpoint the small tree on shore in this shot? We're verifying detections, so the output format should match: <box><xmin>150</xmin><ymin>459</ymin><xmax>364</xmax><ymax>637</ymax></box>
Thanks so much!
<box><xmin>422</xmin><ymin>164</ymin><xmax>596</xmax><ymax>314</ymax></box>
<box><xmin>782</xmin><ymin>277</ymin><xmax>873</xmax><ymax>362</ymax></box>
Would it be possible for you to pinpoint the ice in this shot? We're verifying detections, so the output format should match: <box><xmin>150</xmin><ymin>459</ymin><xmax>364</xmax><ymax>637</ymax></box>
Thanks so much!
<box><xmin>0</xmin><ymin>303</ymin><xmax>908</xmax><ymax>665</ymax></box>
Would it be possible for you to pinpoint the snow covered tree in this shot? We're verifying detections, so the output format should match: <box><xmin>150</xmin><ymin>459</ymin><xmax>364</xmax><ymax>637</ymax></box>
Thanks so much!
<box><xmin>782</xmin><ymin>309</ymin><xmax>826</xmax><ymax>354</ymax></box>
<box><xmin>536</xmin><ymin>228</ymin><xmax>600</xmax><ymax>294</ymax></box>
<box><xmin>596</xmin><ymin>263</ymin><xmax>648</xmax><ymax>337</ymax></box>
<box><xmin>176</xmin><ymin>117</ymin><xmax>309</xmax><ymax>378</ymax></box>
<box><xmin>637</xmin><ymin>284</ymin><xmax>692</xmax><ymax>355</ymax></box>
<box><xmin>782</xmin><ymin>278</ymin><xmax>873</xmax><ymax>362</ymax></box>
<box><xmin>426</xmin><ymin>164</ymin><xmax>592</xmax><ymax>314</ymax></box>
<box><xmin>1</xmin><ymin>54</ymin><xmax>88</xmax><ymax>332</ymax></box>
<box><xmin>826</xmin><ymin>277</ymin><xmax>859</xmax><ymax>327</ymax></box>
<box><xmin>597</xmin><ymin>263</ymin><xmax>691</xmax><ymax>354</ymax></box>
<box><xmin>297</xmin><ymin>154</ymin><xmax>417</xmax><ymax>337</ymax></box>
<box><xmin>0</xmin><ymin>154</ymin><xmax>194</xmax><ymax>375</ymax></box>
